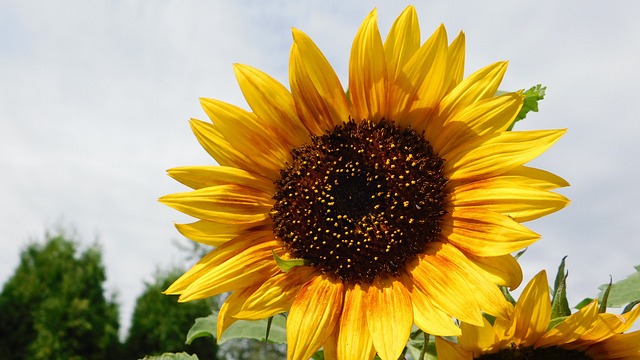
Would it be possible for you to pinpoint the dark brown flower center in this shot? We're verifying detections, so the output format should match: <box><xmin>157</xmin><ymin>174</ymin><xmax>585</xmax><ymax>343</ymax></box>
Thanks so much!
<box><xmin>271</xmin><ymin>119</ymin><xmax>447</xmax><ymax>284</ymax></box>
<box><xmin>477</xmin><ymin>345</ymin><xmax>592</xmax><ymax>360</ymax></box>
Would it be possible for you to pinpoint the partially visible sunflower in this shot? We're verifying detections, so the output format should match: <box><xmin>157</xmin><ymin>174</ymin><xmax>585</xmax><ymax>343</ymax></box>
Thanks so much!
<box><xmin>159</xmin><ymin>5</ymin><xmax>569</xmax><ymax>360</ymax></box>
<box><xmin>436</xmin><ymin>270</ymin><xmax>640</xmax><ymax>359</ymax></box>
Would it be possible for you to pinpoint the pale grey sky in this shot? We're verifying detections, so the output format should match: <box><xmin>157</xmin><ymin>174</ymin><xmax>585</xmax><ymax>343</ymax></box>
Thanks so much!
<box><xmin>2</xmin><ymin>0</ymin><xmax>640</xmax><ymax>337</ymax></box>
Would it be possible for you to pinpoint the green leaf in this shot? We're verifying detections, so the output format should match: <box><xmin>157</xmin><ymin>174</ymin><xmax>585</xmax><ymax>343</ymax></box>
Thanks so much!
<box><xmin>500</xmin><ymin>286</ymin><xmax>517</xmax><ymax>306</ymax></box>
<box><xmin>220</xmin><ymin>315</ymin><xmax>287</xmax><ymax>344</ymax></box>
<box><xmin>574</xmin><ymin>298</ymin><xmax>594</xmax><ymax>310</ymax></box>
<box><xmin>185</xmin><ymin>314</ymin><xmax>217</xmax><ymax>345</ymax></box>
<box><xmin>597</xmin><ymin>265</ymin><xmax>640</xmax><ymax>308</ymax></box>
<box><xmin>550</xmin><ymin>256</ymin><xmax>571</xmax><ymax>318</ymax></box>
<box><xmin>141</xmin><ymin>352</ymin><xmax>199</xmax><ymax>360</ymax></box>
<box><xmin>600</xmin><ymin>277</ymin><xmax>613</xmax><ymax>313</ymax></box>
<box><xmin>406</xmin><ymin>335</ymin><xmax>438</xmax><ymax>360</ymax></box>
<box><xmin>507</xmin><ymin>84</ymin><xmax>546</xmax><ymax>130</ymax></box>
<box><xmin>186</xmin><ymin>311</ymin><xmax>288</xmax><ymax>345</ymax></box>
<box><xmin>273</xmin><ymin>250</ymin><xmax>309</xmax><ymax>272</ymax></box>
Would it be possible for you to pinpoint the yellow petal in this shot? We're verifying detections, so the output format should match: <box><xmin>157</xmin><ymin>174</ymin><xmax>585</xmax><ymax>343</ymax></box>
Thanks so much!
<box><xmin>217</xmin><ymin>285</ymin><xmax>260</xmax><ymax>338</ymax></box>
<box><xmin>349</xmin><ymin>8</ymin><xmax>388</xmax><ymax>122</ymax></box>
<box><xmin>365</xmin><ymin>276</ymin><xmax>413</xmax><ymax>360</ymax></box>
<box><xmin>449</xmin><ymin>179</ymin><xmax>570</xmax><ymax>223</ymax></box>
<box><xmin>585</xmin><ymin>331</ymin><xmax>640</xmax><ymax>359</ymax></box>
<box><xmin>235</xmin><ymin>265</ymin><xmax>317</xmax><ymax>320</ymax></box>
<box><xmin>167</xmin><ymin>165</ymin><xmax>274</xmax><ymax>193</ymax></box>
<box><xmin>437</xmin><ymin>61</ymin><xmax>508</xmax><ymax>123</ymax></box>
<box><xmin>175</xmin><ymin>219</ymin><xmax>270</xmax><ymax>246</ymax></box>
<box><xmin>443</xmin><ymin>129</ymin><xmax>566</xmax><ymax>181</ymax></box>
<box><xmin>513</xmin><ymin>270</ymin><xmax>551</xmax><ymax>346</ymax></box>
<box><xmin>536</xmin><ymin>300</ymin><xmax>599</xmax><ymax>348</ymax></box>
<box><xmin>175</xmin><ymin>238</ymin><xmax>283</xmax><ymax>301</ymax></box>
<box><xmin>399</xmin><ymin>271</ymin><xmax>460</xmax><ymax>336</ymax></box>
<box><xmin>495</xmin><ymin>166</ymin><xmax>570</xmax><ymax>190</ymax></box>
<box><xmin>287</xmin><ymin>275</ymin><xmax>344</xmax><ymax>360</ymax></box>
<box><xmin>442</xmin><ymin>208</ymin><xmax>540</xmax><ymax>257</ymax></box>
<box><xmin>433</xmin><ymin>92</ymin><xmax>523</xmax><ymax>155</ymax></box>
<box><xmin>435</xmin><ymin>337</ymin><xmax>473</xmax><ymax>360</ymax></box>
<box><xmin>467</xmin><ymin>253</ymin><xmax>523</xmax><ymax>290</ymax></box>
<box><xmin>159</xmin><ymin>184</ymin><xmax>273</xmax><ymax>224</ymax></box>
<box><xmin>575</xmin><ymin>304</ymin><xmax>640</xmax><ymax>343</ymax></box>
<box><xmin>290</xmin><ymin>29</ymin><xmax>351</xmax><ymax>135</ymax></box>
<box><xmin>459</xmin><ymin>317</ymin><xmax>499</xmax><ymax>355</ymax></box>
<box><xmin>233</xmin><ymin>63</ymin><xmax>309</xmax><ymax>147</ymax></box>
<box><xmin>165</xmin><ymin>230</ymin><xmax>273</xmax><ymax>294</ymax></box>
<box><xmin>190</xmin><ymin>119</ymin><xmax>277</xmax><ymax>177</ymax></box>
<box><xmin>388</xmin><ymin>24</ymin><xmax>448</xmax><ymax>126</ymax></box>
<box><xmin>336</xmin><ymin>284</ymin><xmax>377</xmax><ymax>360</ymax></box>
<box><xmin>384</xmin><ymin>5</ymin><xmax>420</xmax><ymax>82</ymax></box>
<box><xmin>444</xmin><ymin>31</ymin><xmax>465</xmax><ymax>93</ymax></box>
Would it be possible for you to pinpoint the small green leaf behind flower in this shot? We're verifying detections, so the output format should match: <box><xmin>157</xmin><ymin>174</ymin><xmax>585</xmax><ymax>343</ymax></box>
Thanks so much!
<box><xmin>596</xmin><ymin>265</ymin><xmax>640</xmax><ymax>308</ymax></box>
<box><xmin>504</xmin><ymin>84</ymin><xmax>546</xmax><ymax>131</ymax></box>
<box><xmin>186</xmin><ymin>311</ymin><xmax>287</xmax><ymax>346</ymax></box>
<box><xmin>141</xmin><ymin>352</ymin><xmax>199</xmax><ymax>360</ymax></box>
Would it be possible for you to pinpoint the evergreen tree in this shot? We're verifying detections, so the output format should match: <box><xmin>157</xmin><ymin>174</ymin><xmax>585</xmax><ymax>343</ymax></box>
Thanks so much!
<box><xmin>123</xmin><ymin>269</ymin><xmax>218</xmax><ymax>359</ymax></box>
<box><xmin>0</xmin><ymin>230</ymin><xmax>121</xmax><ymax>360</ymax></box>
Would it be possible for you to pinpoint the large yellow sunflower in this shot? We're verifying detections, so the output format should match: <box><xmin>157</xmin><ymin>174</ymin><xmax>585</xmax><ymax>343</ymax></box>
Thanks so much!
<box><xmin>160</xmin><ymin>6</ymin><xmax>569</xmax><ymax>360</ymax></box>
<box><xmin>436</xmin><ymin>270</ymin><xmax>640</xmax><ymax>359</ymax></box>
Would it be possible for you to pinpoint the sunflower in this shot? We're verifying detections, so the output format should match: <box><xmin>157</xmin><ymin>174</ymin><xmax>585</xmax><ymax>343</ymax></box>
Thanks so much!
<box><xmin>435</xmin><ymin>270</ymin><xmax>640</xmax><ymax>359</ymax></box>
<box><xmin>160</xmin><ymin>6</ymin><xmax>569</xmax><ymax>360</ymax></box>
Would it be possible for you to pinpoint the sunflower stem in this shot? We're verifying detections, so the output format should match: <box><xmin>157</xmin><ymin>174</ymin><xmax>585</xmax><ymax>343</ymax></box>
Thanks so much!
<box><xmin>419</xmin><ymin>332</ymin><xmax>429</xmax><ymax>360</ymax></box>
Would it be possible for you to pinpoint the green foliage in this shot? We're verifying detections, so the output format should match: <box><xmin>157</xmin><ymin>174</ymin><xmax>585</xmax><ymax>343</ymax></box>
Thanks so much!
<box><xmin>186</xmin><ymin>311</ymin><xmax>286</xmax><ymax>359</ymax></box>
<box><xmin>506</xmin><ymin>84</ymin><xmax>546</xmax><ymax>130</ymax></box>
<box><xmin>0</xmin><ymin>230</ymin><xmax>120</xmax><ymax>360</ymax></box>
<box><xmin>597</xmin><ymin>265</ymin><xmax>640</xmax><ymax>308</ymax></box>
<box><xmin>142</xmin><ymin>352</ymin><xmax>199</xmax><ymax>360</ymax></box>
<box><xmin>123</xmin><ymin>269</ymin><xmax>218</xmax><ymax>360</ymax></box>
<box><xmin>550</xmin><ymin>256</ymin><xmax>571</xmax><ymax>319</ymax></box>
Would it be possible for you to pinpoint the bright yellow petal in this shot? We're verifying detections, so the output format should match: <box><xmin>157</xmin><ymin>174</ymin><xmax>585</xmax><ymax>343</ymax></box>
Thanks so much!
<box><xmin>513</xmin><ymin>270</ymin><xmax>551</xmax><ymax>346</ymax></box>
<box><xmin>336</xmin><ymin>284</ymin><xmax>377</xmax><ymax>360</ymax></box>
<box><xmin>443</xmin><ymin>129</ymin><xmax>567</xmax><ymax>181</ymax></box>
<box><xmin>449</xmin><ymin>179</ymin><xmax>570</xmax><ymax>223</ymax></box>
<box><xmin>399</xmin><ymin>271</ymin><xmax>460</xmax><ymax>336</ymax></box>
<box><xmin>388</xmin><ymin>24</ymin><xmax>448</xmax><ymax>126</ymax></box>
<box><xmin>365</xmin><ymin>277</ymin><xmax>413</xmax><ymax>360</ymax></box>
<box><xmin>175</xmin><ymin>220</ymin><xmax>270</xmax><ymax>246</ymax></box>
<box><xmin>189</xmin><ymin>119</ymin><xmax>277</xmax><ymax>177</ymax></box>
<box><xmin>233</xmin><ymin>63</ymin><xmax>309</xmax><ymax>147</ymax></box>
<box><xmin>459</xmin><ymin>317</ymin><xmax>500</xmax><ymax>355</ymax></box>
<box><xmin>235</xmin><ymin>265</ymin><xmax>317</xmax><ymax>320</ymax></box>
<box><xmin>442</xmin><ymin>208</ymin><xmax>540</xmax><ymax>257</ymax></box>
<box><xmin>287</xmin><ymin>275</ymin><xmax>344</xmax><ymax>360</ymax></box>
<box><xmin>290</xmin><ymin>28</ymin><xmax>351</xmax><ymax>135</ymax></box>
<box><xmin>536</xmin><ymin>300</ymin><xmax>599</xmax><ymax>348</ymax></box>
<box><xmin>444</xmin><ymin>31</ymin><xmax>465</xmax><ymax>92</ymax></box>
<box><xmin>167</xmin><ymin>165</ymin><xmax>274</xmax><ymax>194</ymax></box>
<box><xmin>435</xmin><ymin>337</ymin><xmax>473</xmax><ymax>360</ymax></box>
<box><xmin>432</xmin><ymin>92</ymin><xmax>523</xmax><ymax>155</ymax></box>
<box><xmin>165</xmin><ymin>230</ymin><xmax>273</xmax><ymax>294</ymax></box>
<box><xmin>585</xmin><ymin>331</ymin><xmax>640</xmax><ymax>359</ymax></box>
<box><xmin>437</xmin><ymin>61</ymin><xmax>508</xmax><ymax>124</ymax></box>
<box><xmin>175</xmin><ymin>238</ymin><xmax>283</xmax><ymax>301</ymax></box>
<box><xmin>384</xmin><ymin>5</ymin><xmax>419</xmax><ymax>82</ymax></box>
<box><xmin>217</xmin><ymin>285</ymin><xmax>260</xmax><ymax>338</ymax></box>
<box><xmin>574</xmin><ymin>304</ymin><xmax>640</xmax><ymax>344</ymax></box>
<box><xmin>349</xmin><ymin>8</ymin><xmax>388</xmax><ymax>122</ymax></box>
<box><xmin>467</xmin><ymin>253</ymin><xmax>523</xmax><ymax>290</ymax></box>
<box><xmin>495</xmin><ymin>166</ymin><xmax>570</xmax><ymax>190</ymax></box>
<box><xmin>158</xmin><ymin>184</ymin><xmax>273</xmax><ymax>224</ymax></box>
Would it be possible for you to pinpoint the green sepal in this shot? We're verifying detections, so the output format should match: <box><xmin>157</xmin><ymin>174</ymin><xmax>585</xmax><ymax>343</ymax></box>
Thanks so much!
<box><xmin>272</xmin><ymin>250</ymin><xmax>309</xmax><ymax>272</ymax></box>
<box><xmin>551</xmin><ymin>256</ymin><xmax>571</xmax><ymax>318</ymax></box>
<box><xmin>506</xmin><ymin>84</ymin><xmax>546</xmax><ymax>130</ymax></box>
<box><xmin>599</xmin><ymin>277</ymin><xmax>613</xmax><ymax>313</ymax></box>
<box><xmin>623</xmin><ymin>299</ymin><xmax>640</xmax><ymax>314</ymax></box>
<box><xmin>597</xmin><ymin>265</ymin><xmax>640</xmax><ymax>308</ymax></box>
<box><xmin>574</xmin><ymin>298</ymin><xmax>594</xmax><ymax>310</ymax></box>
<box><xmin>500</xmin><ymin>285</ymin><xmax>517</xmax><ymax>306</ymax></box>
<box><xmin>547</xmin><ymin>316</ymin><xmax>568</xmax><ymax>331</ymax></box>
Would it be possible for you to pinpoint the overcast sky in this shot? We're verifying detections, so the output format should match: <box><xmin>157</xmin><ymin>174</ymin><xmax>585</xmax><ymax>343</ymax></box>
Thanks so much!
<box><xmin>2</xmin><ymin>0</ymin><xmax>639</xmax><ymax>338</ymax></box>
